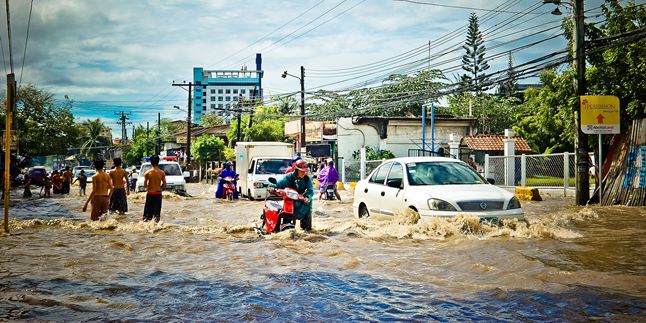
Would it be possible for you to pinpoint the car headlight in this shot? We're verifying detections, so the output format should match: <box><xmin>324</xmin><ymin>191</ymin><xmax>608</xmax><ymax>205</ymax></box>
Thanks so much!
<box><xmin>507</xmin><ymin>196</ymin><xmax>521</xmax><ymax>209</ymax></box>
<box><xmin>427</xmin><ymin>198</ymin><xmax>457</xmax><ymax>211</ymax></box>
<box><xmin>254</xmin><ymin>182</ymin><xmax>265</xmax><ymax>188</ymax></box>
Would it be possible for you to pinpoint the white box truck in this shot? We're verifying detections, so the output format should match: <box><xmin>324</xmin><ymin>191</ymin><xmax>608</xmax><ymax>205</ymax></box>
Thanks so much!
<box><xmin>235</xmin><ymin>142</ymin><xmax>294</xmax><ymax>200</ymax></box>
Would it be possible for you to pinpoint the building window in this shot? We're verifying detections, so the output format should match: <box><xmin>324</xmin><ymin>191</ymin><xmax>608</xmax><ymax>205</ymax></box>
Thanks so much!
<box><xmin>218</xmin><ymin>104</ymin><xmax>223</xmax><ymax>108</ymax></box>
<box><xmin>233</xmin><ymin>96</ymin><xmax>238</xmax><ymax>101</ymax></box>
<box><xmin>241</xmin><ymin>89</ymin><xmax>246</xmax><ymax>94</ymax></box>
<box><xmin>218</xmin><ymin>96</ymin><xmax>223</xmax><ymax>101</ymax></box>
<box><xmin>226</xmin><ymin>104</ymin><xmax>230</xmax><ymax>109</ymax></box>
<box><xmin>211</xmin><ymin>104</ymin><xmax>215</xmax><ymax>109</ymax></box>
<box><xmin>210</xmin><ymin>89</ymin><xmax>215</xmax><ymax>94</ymax></box>
<box><xmin>226</xmin><ymin>97</ymin><xmax>231</xmax><ymax>101</ymax></box>
<box><xmin>210</xmin><ymin>96</ymin><xmax>215</xmax><ymax>101</ymax></box>
<box><xmin>225</xmin><ymin>89</ymin><xmax>231</xmax><ymax>94</ymax></box>
<box><xmin>218</xmin><ymin>89</ymin><xmax>223</xmax><ymax>94</ymax></box>
<box><xmin>233</xmin><ymin>89</ymin><xmax>238</xmax><ymax>94</ymax></box>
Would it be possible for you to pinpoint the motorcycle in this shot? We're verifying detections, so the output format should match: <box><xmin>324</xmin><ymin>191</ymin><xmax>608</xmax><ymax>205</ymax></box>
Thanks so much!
<box><xmin>257</xmin><ymin>178</ymin><xmax>304</xmax><ymax>234</ymax></box>
<box><xmin>220</xmin><ymin>176</ymin><xmax>237</xmax><ymax>201</ymax></box>
<box><xmin>323</xmin><ymin>184</ymin><xmax>336</xmax><ymax>200</ymax></box>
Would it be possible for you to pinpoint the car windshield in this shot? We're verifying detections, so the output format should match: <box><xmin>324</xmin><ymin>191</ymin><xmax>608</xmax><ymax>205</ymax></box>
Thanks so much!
<box><xmin>84</xmin><ymin>170</ymin><xmax>97</xmax><ymax>177</ymax></box>
<box><xmin>406</xmin><ymin>161</ymin><xmax>486</xmax><ymax>186</ymax></box>
<box><xmin>139</xmin><ymin>164</ymin><xmax>182</xmax><ymax>176</ymax></box>
<box><xmin>255</xmin><ymin>159</ymin><xmax>291</xmax><ymax>174</ymax></box>
<box><xmin>30</xmin><ymin>169</ymin><xmax>46</xmax><ymax>176</ymax></box>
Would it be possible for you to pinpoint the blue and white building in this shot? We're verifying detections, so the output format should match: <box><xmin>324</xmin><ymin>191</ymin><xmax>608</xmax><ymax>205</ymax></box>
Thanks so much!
<box><xmin>193</xmin><ymin>53</ymin><xmax>263</xmax><ymax>124</ymax></box>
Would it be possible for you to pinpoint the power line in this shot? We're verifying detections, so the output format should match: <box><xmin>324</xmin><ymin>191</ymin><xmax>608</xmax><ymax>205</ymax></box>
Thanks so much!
<box><xmin>206</xmin><ymin>0</ymin><xmax>327</xmax><ymax>69</ymax></box>
<box><xmin>19</xmin><ymin>0</ymin><xmax>33</xmax><ymax>86</ymax></box>
<box><xmin>392</xmin><ymin>0</ymin><xmax>548</xmax><ymax>14</ymax></box>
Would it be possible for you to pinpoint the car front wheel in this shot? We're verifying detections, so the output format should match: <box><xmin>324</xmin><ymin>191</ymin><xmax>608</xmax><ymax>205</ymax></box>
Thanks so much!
<box><xmin>358</xmin><ymin>204</ymin><xmax>370</xmax><ymax>218</ymax></box>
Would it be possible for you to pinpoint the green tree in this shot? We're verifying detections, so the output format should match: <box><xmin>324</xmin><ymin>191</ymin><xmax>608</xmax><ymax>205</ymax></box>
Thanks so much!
<box><xmin>227</xmin><ymin>105</ymin><xmax>285</xmax><ymax>145</ymax></box>
<box><xmin>80</xmin><ymin>118</ymin><xmax>111</xmax><ymax>158</ymax></box>
<box><xmin>201</xmin><ymin>112</ymin><xmax>225</xmax><ymax>127</ymax></box>
<box><xmin>445</xmin><ymin>93</ymin><xmax>523</xmax><ymax>135</ymax></box>
<box><xmin>191</xmin><ymin>135</ymin><xmax>225</xmax><ymax>162</ymax></box>
<box><xmin>461</xmin><ymin>12</ymin><xmax>490</xmax><ymax>94</ymax></box>
<box><xmin>123</xmin><ymin>125</ymin><xmax>151</xmax><ymax>165</ymax></box>
<box><xmin>352</xmin><ymin>146</ymin><xmax>395</xmax><ymax>160</ymax></box>
<box><xmin>502</xmin><ymin>52</ymin><xmax>518</xmax><ymax>97</ymax></box>
<box><xmin>2</xmin><ymin>84</ymin><xmax>83</xmax><ymax>158</ymax></box>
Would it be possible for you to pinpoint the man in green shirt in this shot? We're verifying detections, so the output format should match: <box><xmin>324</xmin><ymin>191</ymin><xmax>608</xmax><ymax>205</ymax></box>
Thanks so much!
<box><xmin>268</xmin><ymin>159</ymin><xmax>314</xmax><ymax>231</ymax></box>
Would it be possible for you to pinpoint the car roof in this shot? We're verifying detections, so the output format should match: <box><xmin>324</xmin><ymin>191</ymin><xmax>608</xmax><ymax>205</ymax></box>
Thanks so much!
<box><xmin>380</xmin><ymin>156</ymin><xmax>465</xmax><ymax>164</ymax></box>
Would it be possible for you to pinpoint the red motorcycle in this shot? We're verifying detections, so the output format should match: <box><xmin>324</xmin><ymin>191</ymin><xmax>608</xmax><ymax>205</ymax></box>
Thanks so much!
<box><xmin>258</xmin><ymin>179</ymin><xmax>304</xmax><ymax>234</ymax></box>
<box><xmin>221</xmin><ymin>176</ymin><xmax>236</xmax><ymax>201</ymax></box>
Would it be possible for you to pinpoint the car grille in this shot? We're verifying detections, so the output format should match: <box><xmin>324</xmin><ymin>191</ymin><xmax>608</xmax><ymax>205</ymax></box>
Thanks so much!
<box><xmin>457</xmin><ymin>201</ymin><xmax>504</xmax><ymax>211</ymax></box>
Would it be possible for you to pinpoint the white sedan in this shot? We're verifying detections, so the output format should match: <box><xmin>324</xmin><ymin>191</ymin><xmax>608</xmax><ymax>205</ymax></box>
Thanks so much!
<box><xmin>352</xmin><ymin>157</ymin><xmax>524</xmax><ymax>220</ymax></box>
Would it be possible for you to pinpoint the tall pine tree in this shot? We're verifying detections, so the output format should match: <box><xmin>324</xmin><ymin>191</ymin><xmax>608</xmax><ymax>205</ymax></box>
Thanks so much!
<box><xmin>503</xmin><ymin>52</ymin><xmax>518</xmax><ymax>97</ymax></box>
<box><xmin>461</xmin><ymin>13</ymin><xmax>490</xmax><ymax>94</ymax></box>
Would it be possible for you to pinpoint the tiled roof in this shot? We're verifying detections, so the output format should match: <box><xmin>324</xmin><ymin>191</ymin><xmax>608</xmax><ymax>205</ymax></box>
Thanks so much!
<box><xmin>461</xmin><ymin>135</ymin><xmax>533</xmax><ymax>152</ymax></box>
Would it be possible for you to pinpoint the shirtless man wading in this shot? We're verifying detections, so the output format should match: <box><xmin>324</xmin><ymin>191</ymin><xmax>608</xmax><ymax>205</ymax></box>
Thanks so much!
<box><xmin>83</xmin><ymin>159</ymin><xmax>113</xmax><ymax>221</ymax></box>
<box><xmin>143</xmin><ymin>155</ymin><xmax>167</xmax><ymax>223</ymax></box>
<box><xmin>109</xmin><ymin>157</ymin><xmax>130</xmax><ymax>216</ymax></box>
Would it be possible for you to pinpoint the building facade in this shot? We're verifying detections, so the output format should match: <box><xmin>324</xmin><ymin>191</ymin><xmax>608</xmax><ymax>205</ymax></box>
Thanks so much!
<box><xmin>193</xmin><ymin>54</ymin><xmax>263</xmax><ymax>124</ymax></box>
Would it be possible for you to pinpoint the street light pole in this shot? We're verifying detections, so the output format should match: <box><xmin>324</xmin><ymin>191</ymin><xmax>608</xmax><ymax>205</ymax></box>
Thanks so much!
<box><xmin>282</xmin><ymin>67</ymin><xmax>306</xmax><ymax>153</ymax></box>
<box><xmin>573</xmin><ymin>0</ymin><xmax>589</xmax><ymax>205</ymax></box>
<box><xmin>544</xmin><ymin>0</ymin><xmax>589</xmax><ymax>205</ymax></box>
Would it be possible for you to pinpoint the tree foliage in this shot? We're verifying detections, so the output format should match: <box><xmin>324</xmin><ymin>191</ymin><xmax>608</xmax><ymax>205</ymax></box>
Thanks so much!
<box><xmin>191</xmin><ymin>135</ymin><xmax>225</xmax><ymax>162</ymax></box>
<box><xmin>445</xmin><ymin>93</ymin><xmax>523</xmax><ymax>136</ymax></box>
<box><xmin>352</xmin><ymin>146</ymin><xmax>395</xmax><ymax>160</ymax></box>
<box><xmin>227</xmin><ymin>105</ymin><xmax>285</xmax><ymax>145</ymax></box>
<box><xmin>79</xmin><ymin>118</ymin><xmax>112</xmax><ymax>158</ymax></box>
<box><xmin>2</xmin><ymin>84</ymin><xmax>83</xmax><ymax>158</ymax></box>
<box><xmin>311</xmin><ymin>70</ymin><xmax>448</xmax><ymax>118</ymax></box>
<box><xmin>201</xmin><ymin>112</ymin><xmax>225</xmax><ymax>127</ymax></box>
<box><xmin>461</xmin><ymin>13</ymin><xmax>490</xmax><ymax>94</ymax></box>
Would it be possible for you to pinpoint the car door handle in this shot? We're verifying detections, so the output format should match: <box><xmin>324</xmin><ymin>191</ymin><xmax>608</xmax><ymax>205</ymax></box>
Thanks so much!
<box><xmin>381</xmin><ymin>191</ymin><xmax>385</xmax><ymax>196</ymax></box>
<box><xmin>364</xmin><ymin>188</ymin><xmax>368</xmax><ymax>193</ymax></box>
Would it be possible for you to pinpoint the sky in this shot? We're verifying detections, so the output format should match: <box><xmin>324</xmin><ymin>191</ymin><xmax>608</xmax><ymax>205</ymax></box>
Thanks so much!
<box><xmin>0</xmin><ymin>0</ymin><xmax>612</xmax><ymax>138</ymax></box>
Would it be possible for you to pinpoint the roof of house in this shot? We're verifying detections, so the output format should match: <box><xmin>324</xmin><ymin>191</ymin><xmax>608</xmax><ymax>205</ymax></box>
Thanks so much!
<box><xmin>461</xmin><ymin>135</ymin><xmax>533</xmax><ymax>152</ymax></box>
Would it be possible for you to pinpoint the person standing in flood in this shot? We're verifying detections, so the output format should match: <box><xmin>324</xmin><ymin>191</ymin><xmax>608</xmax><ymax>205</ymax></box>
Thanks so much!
<box><xmin>143</xmin><ymin>155</ymin><xmax>166</xmax><ymax>223</ymax></box>
<box><xmin>51</xmin><ymin>170</ymin><xmax>62</xmax><ymax>194</ymax></box>
<box><xmin>82</xmin><ymin>159</ymin><xmax>113</xmax><ymax>221</ymax></box>
<box><xmin>72</xmin><ymin>170</ymin><xmax>88</xmax><ymax>196</ymax></box>
<box><xmin>108</xmin><ymin>158</ymin><xmax>130</xmax><ymax>216</ymax></box>
<box><xmin>62</xmin><ymin>166</ymin><xmax>73</xmax><ymax>194</ymax></box>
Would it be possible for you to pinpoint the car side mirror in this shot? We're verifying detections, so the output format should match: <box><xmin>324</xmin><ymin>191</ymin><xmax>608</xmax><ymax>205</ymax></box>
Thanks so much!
<box><xmin>183</xmin><ymin>171</ymin><xmax>190</xmax><ymax>178</ymax></box>
<box><xmin>486</xmin><ymin>178</ymin><xmax>495</xmax><ymax>185</ymax></box>
<box><xmin>268</xmin><ymin>177</ymin><xmax>277</xmax><ymax>184</ymax></box>
<box><xmin>386</xmin><ymin>179</ymin><xmax>402</xmax><ymax>189</ymax></box>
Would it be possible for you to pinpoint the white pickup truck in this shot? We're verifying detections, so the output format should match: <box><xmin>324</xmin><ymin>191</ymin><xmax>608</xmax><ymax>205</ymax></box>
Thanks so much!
<box><xmin>135</xmin><ymin>161</ymin><xmax>190</xmax><ymax>194</ymax></box>
<box><xmin>235</xmin><ymin>142</ymin><xmax>294</xmax><ymax>200</ymax></box>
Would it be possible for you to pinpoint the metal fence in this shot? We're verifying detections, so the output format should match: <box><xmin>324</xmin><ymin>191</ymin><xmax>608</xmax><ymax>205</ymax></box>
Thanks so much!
<box><xmin>485</xmin><ymin>152</ymin><xmax>596</xmax><ymax>192</ymax></box>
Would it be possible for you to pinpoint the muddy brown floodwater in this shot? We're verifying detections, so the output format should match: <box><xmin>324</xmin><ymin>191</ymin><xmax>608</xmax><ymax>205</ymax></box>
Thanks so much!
<box><xmin>1</xmin><ymin>183</ymin><xmax>644</xmax><ymax>321</ymax></box>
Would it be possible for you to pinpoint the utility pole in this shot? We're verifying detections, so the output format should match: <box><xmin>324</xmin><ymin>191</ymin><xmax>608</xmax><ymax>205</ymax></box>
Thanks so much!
<box><xmin>157</xmin><ymin>113</ymin><xmax>161</xmax><ymax>155</ymax></box>
<box><xmin>172</xmin><ymin>82</ymin><xmax>193</xmax><ymax>165</ymax></box>
<box><xmin>3</xmin><ymin>73</ymin><xmax>15</xmax><ymax>233</ymax></box>
<box><xmin>146</xmin><ymin>122</ymin><xmax>149</xmax><ymax>156</ymax></box>
<box><xmin>114</xmin><ymin>111</ymin><xmax>132</xmax><ymax>144</ymax></box>
<box><xmin>300</xmin><ymin>66</ymin><xmax>305</xmax><ymax>153</ymax></box>
<box><xmin>573</xmin><ymin>0</ymin><xmax>589</xmax><ymax>205</ymax></box>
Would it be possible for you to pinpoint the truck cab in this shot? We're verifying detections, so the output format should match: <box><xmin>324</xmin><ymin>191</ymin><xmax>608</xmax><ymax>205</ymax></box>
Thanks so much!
<box><xmin>235</xmin><ymin>142</ymin><xmax>295</xmax><ymax>200</ymax></box>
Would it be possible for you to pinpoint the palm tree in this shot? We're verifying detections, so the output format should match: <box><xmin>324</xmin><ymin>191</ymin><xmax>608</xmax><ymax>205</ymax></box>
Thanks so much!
<box><xmin>80</xmin><ymin>118</ymin><xmax>110</xmax><ymax>159</ymax></box>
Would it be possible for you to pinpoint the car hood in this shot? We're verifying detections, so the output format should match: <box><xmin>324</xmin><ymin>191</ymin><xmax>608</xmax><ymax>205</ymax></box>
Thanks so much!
<box><xmin>412</xmin><ymin>184</ymin><xmax>512</xmax><ymax>201</ymax></box>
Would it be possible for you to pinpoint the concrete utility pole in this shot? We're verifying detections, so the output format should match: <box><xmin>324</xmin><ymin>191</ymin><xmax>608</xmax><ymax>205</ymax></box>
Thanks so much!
<box><xmin>172</xmin><ymin>82</ymin><xmax>193</xmax><ymax>165</ymax></box>
<box><xmin>281</xmin><ymin>66</ymin><xmax>306</xmax><ymax>152</ymax></box>
<box><xmin>146</xmin><ymin>122</ymin><xmax>149</xmax><ymax>156</ymax></box>
<box><xmin>573</xmin><ymin>0</ymin><xmax>589</xmax><ymax>205</ymax></box>
<box><xmin>3</xmin><ymin>73</ymin><xmax>15</xmax><ymax>233</ymax></box>
<box><xmin>157</xmin><ymin>113</ymin><xmax>161</xmax><ymax>155</ymax></box>
<box><xmin>115</xmin><ymin>111</ymin><xmax>132</xmax><ymax>144</ymax></box>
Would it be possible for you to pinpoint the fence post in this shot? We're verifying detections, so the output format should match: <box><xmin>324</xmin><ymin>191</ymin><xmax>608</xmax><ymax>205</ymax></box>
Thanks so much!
<box><xmin>521</xmin><ymin>154</ymin><xmax>527</xmax><ymax>187</ymax></box>
<box><xmin>563</xmin><ymin>152</ymin><xmax>569</xmax><ymax>197</ymax></box>
<box><xmin>484</xmin><ymin>154</ymin><xmax>490</xmax><ymax>179</ymax></box>
<box><xmin>340</xmin><ymin>158</ymin><xmax>346</xmax><ymax>183</ymax></box>
<box><xmin>360</xmin><ymin>147</ymin><xmax>366</xmax><ymax>180</ymax></box>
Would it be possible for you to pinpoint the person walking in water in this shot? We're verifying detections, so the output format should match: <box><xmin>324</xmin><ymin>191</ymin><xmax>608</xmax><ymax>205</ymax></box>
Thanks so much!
<box><xmin>83</xmin><ymin>159</ymin><xmax>113</xmax><ymax>221</ymax></box>
<box><xmin>72</xmin><ymin>170</ymin><xmax>88</xmax><ymax>196</ymax></box>
<box><xmin>62</xmin><ymin>166</ymin><xmax>73</xmax><ymax>194</ymax></box>
<box><xmin>143</xmin><ymin>155</ymin><xmax>166</xmax><ymax>223</ymax></box>
<box><xmin>109</xmin><ymin>157</ymin><xmax>130</xmax><ymax>217</ymax></box>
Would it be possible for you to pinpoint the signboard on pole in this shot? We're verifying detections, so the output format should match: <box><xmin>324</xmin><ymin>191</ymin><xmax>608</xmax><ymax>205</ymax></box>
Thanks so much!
<box><xmin>580</xmin><ymin>95</ymin><xmax>620</xmax><ymax>134</ymax></box>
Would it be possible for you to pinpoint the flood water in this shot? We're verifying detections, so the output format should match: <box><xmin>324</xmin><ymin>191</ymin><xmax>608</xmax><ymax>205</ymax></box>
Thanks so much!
<box><xmin>1</xmin><ymin>184</ymin><xmax>644</xmax><ymax>321</ymax></box>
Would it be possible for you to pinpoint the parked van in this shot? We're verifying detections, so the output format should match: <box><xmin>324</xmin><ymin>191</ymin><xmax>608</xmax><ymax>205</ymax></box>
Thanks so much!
<box><xmin>135</xmin><ymin>161</ymin><xmax>189</xmax><ymax>194</ymax></box>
